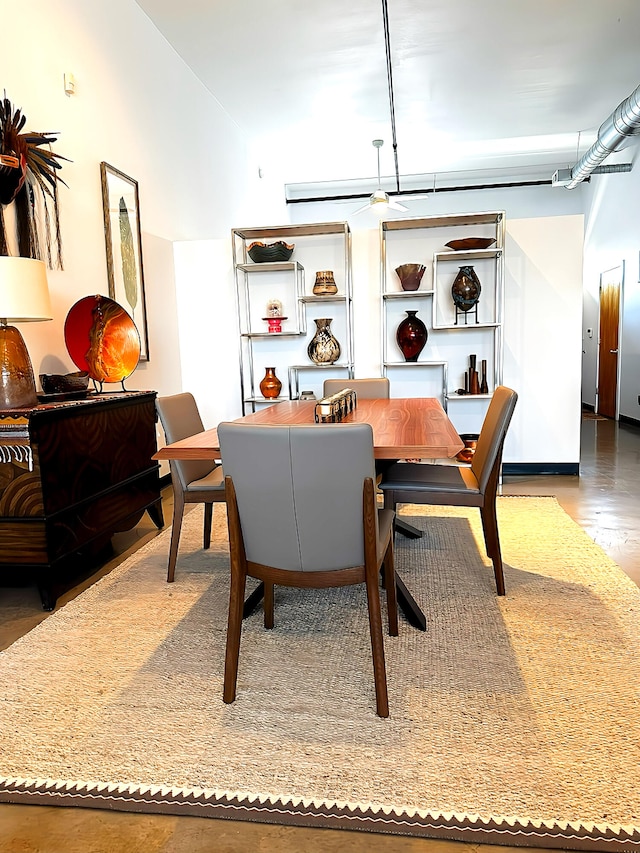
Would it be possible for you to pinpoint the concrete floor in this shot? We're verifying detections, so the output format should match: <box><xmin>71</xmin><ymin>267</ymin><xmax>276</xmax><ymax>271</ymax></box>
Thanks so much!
<box><xmin>0</xmin><ymin>414</ymin><xmax>638</xmax><ymax>852</ymax></box>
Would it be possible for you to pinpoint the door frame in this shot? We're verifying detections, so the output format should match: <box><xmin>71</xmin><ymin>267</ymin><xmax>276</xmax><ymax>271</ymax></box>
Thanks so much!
<box><xmin>595</xmin><ymin>260</ymin><xmax>624</xmax><ymax>418</ymax></box>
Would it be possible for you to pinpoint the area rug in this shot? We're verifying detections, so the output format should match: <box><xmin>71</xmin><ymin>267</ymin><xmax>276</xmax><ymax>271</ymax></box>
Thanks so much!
<box><xmin>1</xmin><ymin>498</ymin><xmax>639</xmax><ymax>851</ymax></box>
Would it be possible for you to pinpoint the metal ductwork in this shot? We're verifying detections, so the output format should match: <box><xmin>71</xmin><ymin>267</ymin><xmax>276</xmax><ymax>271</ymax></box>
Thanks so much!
<box><xmin>565</xmin><ymin>83</ymin><xmax>640</xmax><ymax>189</ymax></box>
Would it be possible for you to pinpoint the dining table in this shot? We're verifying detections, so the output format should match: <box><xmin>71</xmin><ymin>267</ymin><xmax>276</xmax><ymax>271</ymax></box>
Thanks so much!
<box><xmin>154</xmin><ymin>397</ymin><xmax>464</xmax><ymax>630</ymax></box>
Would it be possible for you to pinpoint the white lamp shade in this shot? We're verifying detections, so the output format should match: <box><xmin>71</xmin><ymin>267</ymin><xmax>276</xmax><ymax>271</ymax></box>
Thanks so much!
<box><xmin>0</xmin><ymin>257</ymin><xmax>52</xmax><ymax>322</ymax></box>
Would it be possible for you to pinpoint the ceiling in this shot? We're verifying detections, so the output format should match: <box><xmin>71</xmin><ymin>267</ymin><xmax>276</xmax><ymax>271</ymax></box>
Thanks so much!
<box><xmin>135</xmin><ymin>0</ymin><xmax>640</xmax><ymax>198</ymax></box>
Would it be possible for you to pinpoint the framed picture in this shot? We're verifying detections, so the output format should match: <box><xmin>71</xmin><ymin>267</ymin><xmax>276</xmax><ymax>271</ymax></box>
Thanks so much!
<box><xmin>100</xmin><ymin>162</ymin><xmax>150</xmax><ymax>361</ymax></box>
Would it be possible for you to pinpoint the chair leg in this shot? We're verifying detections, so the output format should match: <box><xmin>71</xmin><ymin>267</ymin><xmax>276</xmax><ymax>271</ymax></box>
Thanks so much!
<box><xmin>365</xmin><ymin>570</ymin><xmax>390</xmax><ymax>718</ymax></box>
<box><xmin>223</xmin><ymin>561</ymin><xmax>247</xmax><ymax>704</ymax></box>
<box><xmin>166</xmin><ymin>490</ymin><xmax>186</xmax><ymax>583</ymax></box>
<box><xmin>383</xmin><ymin>541</ymin><xmax>398</xmax><ymax>637</ymax></box>
<box><xmin>203</xmin><ymin>502</ymin><xmax>213</xmax><ymax>550</ymax></box>
<box><xmin>263</xmin><ymin>582</ymin><xmax>275</xmax><ymax>629</ymax></box>
<box><xmin>480</xmin><ymin>503</ymin><xmax>506</xmax><ymax>596</ymax></box>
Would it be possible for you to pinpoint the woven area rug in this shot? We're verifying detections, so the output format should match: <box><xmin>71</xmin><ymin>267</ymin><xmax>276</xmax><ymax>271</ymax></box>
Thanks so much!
<box><xmin>1</xmin><ymin>498</ymin><xmax>639</xmax><ymax>851</ymax></box>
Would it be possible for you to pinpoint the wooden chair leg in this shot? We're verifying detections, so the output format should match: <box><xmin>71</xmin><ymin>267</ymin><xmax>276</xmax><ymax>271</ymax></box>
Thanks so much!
<box><xmin>480</xmin><ymin>503</ymin><xmax>505</xmax><ymax>596</ymax></box>
<box><xmin>383</xmin><ymin>540</ymin><xmax>398</xmax><ymax>637</ymax></box>
<box><xmin>203</xmin><ymin>502</ymin><xmax>213</xmax><ymax>550</ymax></box>
<box><xmin>223</xmin><ymin>561</ymin><xmax>247</xmax><ymax>704</ymax></box>
<box><xmin>263</xmin><ymin>582</ymin><xmax>275</xmax><ymax>629</ymax></box>
<box><xmin>166</xmin><ymin>489</ymin><xmax>185</xmax><ymax>583</ymax></box>
<box><xmin>365</xmin><ymin>570</ymin><xmax>389</xmax><ymax>718</ymax></box>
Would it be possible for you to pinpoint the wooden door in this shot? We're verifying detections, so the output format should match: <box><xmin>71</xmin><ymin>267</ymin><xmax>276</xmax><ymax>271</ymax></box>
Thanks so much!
<box><xmin>597</xmin><ymin>265</ymin><xmax>623</xmax><ymax>418</ymax></box>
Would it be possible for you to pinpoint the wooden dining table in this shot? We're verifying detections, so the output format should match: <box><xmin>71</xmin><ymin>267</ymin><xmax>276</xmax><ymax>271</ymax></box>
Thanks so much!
<box><xmin>154</xmin><ymin>397</ymin><xmax>464</xmax><ymax>630</ymax></box>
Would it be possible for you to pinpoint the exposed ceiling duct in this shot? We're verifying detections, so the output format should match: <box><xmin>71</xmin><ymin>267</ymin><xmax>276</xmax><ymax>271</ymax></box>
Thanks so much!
<box><xmin>562</xmin><ymin>82</ymin><xmax>640</xmax><ymax>189</ymax></box>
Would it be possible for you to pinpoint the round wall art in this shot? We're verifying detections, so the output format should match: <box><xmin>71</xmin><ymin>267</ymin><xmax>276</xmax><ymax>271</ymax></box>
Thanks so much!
<box><xmin>64</xmin><ymin>294</ymin><xmax>141</xmax><ymax>389</ymax></box>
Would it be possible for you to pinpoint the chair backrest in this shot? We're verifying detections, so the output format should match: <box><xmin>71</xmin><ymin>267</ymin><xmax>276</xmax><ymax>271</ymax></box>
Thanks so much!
<box><xmin>471</xmin><ymin>386</ymin><xmax>518</xmax><ymax>492</ymax></box>
<box><xmin>218</xmin><ymin>422</ymin><xmax>377</xmax><ymax>572</ymax></box>
<box><xmin>156</xmin><ymin>393</ymin><xmax>217</xmax><ymax>489</ymax></box>
<box><xmin>322</xmin><ymin>377</ymin><xmax>390</xmax><ymax>400</ymax></box>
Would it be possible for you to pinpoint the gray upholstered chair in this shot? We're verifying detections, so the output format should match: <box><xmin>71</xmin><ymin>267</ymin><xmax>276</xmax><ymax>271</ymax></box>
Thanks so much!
<box><xmin>323</xmin><ymin>377</ymin><xmax>390</xmax><ymax>399</ymax></box>
<box><xmin>379</xmin><ymin>386</ymin><xmax>518</xmax><ymax>596</ymax></box>
<box><xmin>156</xmin><ymin>393</ymin><xmax>225</xmax><ymax>583</ymax></box>
<box><xmin>218</xmin><ymin>421</ymin><xmax>398</xmax><ymax>717</ymax></box>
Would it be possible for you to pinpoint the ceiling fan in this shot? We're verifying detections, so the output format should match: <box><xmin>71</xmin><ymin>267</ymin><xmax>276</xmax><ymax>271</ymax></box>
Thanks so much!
<box><xmin>353</xmin><ymin>139</ymin><xmax>409</xmax><ymax>215</ymax></box>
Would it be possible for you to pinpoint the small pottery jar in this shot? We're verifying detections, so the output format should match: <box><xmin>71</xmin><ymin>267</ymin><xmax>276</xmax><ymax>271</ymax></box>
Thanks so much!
<box><xmin>259</xmin><ymin>367</ymin><xmax>282</xmax><ymax>399</ymax></box>
<box><xmin>396</xmin><ymin>310</ymin><xmax>428</xmax><ymax>362</ymax></box>
<box><xmin>452</xmin><ymin>265</ymin><xmax>482</xmax><ymax>315</ymax></box>
<box><xmin>313</xmin><ymin>270</ymin><xmax>338</xmax><ymax>295</ymax></box>
<box><xmin>307</xmin><ymin>318</ymin><xmax>341</xmax><ymax>365</ymax></box>
<box><xmin>395</xmin><ymin>263</ymin><xmax>426</xmax><ymax>292</ymax></box>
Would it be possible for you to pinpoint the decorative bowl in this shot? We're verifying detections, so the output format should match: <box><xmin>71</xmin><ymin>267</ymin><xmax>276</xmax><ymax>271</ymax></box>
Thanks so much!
<box><xmin>455</xmin><ymin>433</ymin><xmax>479</xmax><ymax>464</ymax></box>
<box><xmin>445</xmin><ymin>238</ymin><xmax>496</xmax><ymax>251</ymax></box>
<box><xmin>247</xmin><ymin>241</ymin><xmax>295</xmax><ymax>263</ymax></box>
<box><xmin>39</xmin><ymin>370</ymin><xmax>90</xmax><ymax>395</ymax></box>
<box><xmin>395</xmin><ymin>263</ymin><xmax>426</xmax><ymax>291</ymax></box>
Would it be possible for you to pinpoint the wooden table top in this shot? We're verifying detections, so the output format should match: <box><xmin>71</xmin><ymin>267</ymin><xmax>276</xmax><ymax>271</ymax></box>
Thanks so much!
<box><xmin>154</xmin><ymin>397</ymin><xmax>464</xmax><ymax>461</ymax></box>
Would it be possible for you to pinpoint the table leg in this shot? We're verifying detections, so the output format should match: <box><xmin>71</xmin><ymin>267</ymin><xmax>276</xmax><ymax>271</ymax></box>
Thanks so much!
<box><xmin>242</xmin><ymin>581</ymin><xmax>265</xmax><ymax>618</ymax></box>
<box><xmin>395</xmin><ymin>573</ymin><xmax>427</xmax><ymax>631</ymax></box>
<box><xmin>395</xmin><ymin>518</ymin><xmax>423</xmax><ymax>539</ymax></box>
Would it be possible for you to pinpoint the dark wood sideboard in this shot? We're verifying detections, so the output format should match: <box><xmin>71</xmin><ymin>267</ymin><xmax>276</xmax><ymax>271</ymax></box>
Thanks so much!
<box><xmin>0</xmin><ymin>391</ymin><xmax>164</xmax><ymax>609</ymax></box>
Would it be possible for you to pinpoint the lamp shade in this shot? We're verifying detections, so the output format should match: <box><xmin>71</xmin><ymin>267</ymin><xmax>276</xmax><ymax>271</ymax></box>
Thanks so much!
<box><xmin>0</xmin><ymin>257</ymin><xmax>52</xmax><ymax>322</ymax></box>
<box><xmin>0</xmin><ymin>256</ymin><xmax>52</xmax><ymax>409</ymax></box>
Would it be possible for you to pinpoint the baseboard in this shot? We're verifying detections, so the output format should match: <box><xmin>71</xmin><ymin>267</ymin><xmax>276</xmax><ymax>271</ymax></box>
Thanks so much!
<box><xmin>503</xmin><ymin>463</ymin><xmax>580</xmax><ymax>476</ymax></box>
<box><xmin>582</xmin><ymin>402</ymin><xmax>595</xmax><ymax>412</ymax></box>
<box><xmin>620</xmin><ymin>414</ymin><xmax>640</xmax><ymax>429</ymax></box>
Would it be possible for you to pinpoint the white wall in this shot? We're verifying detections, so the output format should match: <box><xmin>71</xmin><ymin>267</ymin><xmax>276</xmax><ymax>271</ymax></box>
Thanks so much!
<box><xmin>580</xmin><ymin>158</ymin><xmax>640</xmax><ymax>419</ymax></box>
<box><xmin>4</xmin><ymin>0</ymin><xmax>252</xmax><ymax>409</ymax></box>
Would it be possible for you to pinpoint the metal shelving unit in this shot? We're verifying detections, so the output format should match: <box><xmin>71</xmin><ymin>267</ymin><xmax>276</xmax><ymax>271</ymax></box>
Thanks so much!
<box><xmin>380</xmin><ymin>211</ymin><xmax>505</xmax><ymax>415</ymax></box>
<box><xmin>232</xmin><ymin>222</ymin><xmax>354</xmax><ymax>413</ymax></box>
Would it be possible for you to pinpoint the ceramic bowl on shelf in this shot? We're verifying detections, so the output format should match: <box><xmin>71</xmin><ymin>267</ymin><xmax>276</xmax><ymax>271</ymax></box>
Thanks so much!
<box><xmin>445</xmin><ymin>237</ymin><xmax>496</xmax><ymax>251</ymax></box>
<box><xmin>247</xmin><ymin>241</ymin><xmax>294</xmax><ymax>262</ymax></box>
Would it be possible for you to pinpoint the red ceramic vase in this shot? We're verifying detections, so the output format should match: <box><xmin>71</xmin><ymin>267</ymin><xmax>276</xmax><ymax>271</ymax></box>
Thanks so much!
<box><xmin>396</xmin><ymin>310</ymin><xmax>428</xmax><ymax>362</ymax></box>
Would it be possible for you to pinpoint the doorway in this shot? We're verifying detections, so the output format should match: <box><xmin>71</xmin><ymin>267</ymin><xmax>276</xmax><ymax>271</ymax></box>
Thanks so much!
<box><xmin>597</xmin><ymin>262</ymin><xmax>624</xmax><ymax>418</ymax></box>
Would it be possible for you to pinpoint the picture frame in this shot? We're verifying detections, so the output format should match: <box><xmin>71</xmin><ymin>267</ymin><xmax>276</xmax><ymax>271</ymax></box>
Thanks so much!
<box><xmin>100</xmin><ymin>162</ymin><xmax>150</xmax><ymax>361</ymax></box>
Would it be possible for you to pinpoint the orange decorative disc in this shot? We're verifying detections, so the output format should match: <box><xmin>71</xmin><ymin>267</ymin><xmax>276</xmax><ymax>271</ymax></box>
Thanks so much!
<box><xmin>64</xmin><ymin>295</ymin><xmax>141</xmax><ymax>384</ymax></box>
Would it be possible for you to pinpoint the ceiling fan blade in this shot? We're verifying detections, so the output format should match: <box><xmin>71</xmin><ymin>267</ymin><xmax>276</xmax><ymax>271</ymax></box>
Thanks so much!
<box><xmin>352</xmin><ymin>201</ymin><xmax>373</xmax><ymax>215</ymax></box>
<box><xmin>387</xmin><ymin>198</ymin><xmax>409</xmax><ymax>212</ymax></box>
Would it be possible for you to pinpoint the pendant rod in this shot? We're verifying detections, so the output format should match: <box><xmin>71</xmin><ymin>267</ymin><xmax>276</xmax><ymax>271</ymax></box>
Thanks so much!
<box><xmin>381</xmin><ymin>0</ymin><xmax>401</xmax><ymax>194</ymax></box>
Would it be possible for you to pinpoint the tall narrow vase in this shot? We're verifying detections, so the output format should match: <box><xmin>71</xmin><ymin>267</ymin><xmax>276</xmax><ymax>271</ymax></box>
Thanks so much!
<box><xmin>307</xmin><ymin>318</ymin><xmax>341</xmax><ymax>365</ymax></box>
<box><xmin>396</xmin><ymin>310</ymin><xmax>428</xmax><ymax>362</ymax></box>
<box><xmin>259</xmin><ymin>367</ymin><xmax>282</xmax><ymax>399</ymax></box>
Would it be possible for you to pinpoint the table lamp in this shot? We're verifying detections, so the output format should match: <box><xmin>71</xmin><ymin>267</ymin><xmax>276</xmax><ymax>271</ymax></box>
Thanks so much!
<box><xmin>0</xmin><ymin>257</ymin><xmax>53</xmax><ymax>409</ymax></box>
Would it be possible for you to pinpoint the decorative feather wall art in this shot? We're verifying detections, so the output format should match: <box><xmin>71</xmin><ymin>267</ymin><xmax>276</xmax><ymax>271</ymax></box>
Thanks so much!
<box><xmin>0</xmin><ymin>95</ymin><xmax>69</xmax><ymax>268</ymax></box>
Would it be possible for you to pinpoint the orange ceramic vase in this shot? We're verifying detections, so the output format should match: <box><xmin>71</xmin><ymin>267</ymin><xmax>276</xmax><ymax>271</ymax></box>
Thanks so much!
<box><xmin>259</xmin><ymin>367</ymin><xmax>282</xmax><ymax>399</ymax></box>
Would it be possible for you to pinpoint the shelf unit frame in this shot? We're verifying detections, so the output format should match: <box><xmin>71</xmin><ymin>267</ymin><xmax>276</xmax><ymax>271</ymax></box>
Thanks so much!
<box><xmin>380</xmin><ymin>211</ymin><xmax>506</xmax><ymax>410</ymax></box>
<box><xmin>232</xmin><ymin>222</ymin><xmax>354</xmax><ymax>413</ymax></box>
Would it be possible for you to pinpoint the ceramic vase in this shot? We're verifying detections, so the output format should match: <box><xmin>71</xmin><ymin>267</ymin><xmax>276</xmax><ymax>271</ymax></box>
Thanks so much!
<box><xmin>313</xmin><ymin>270</ymin><xmax>338</xmax><ymax>295</ymax></box>
<box><xmin>396</xmin><ymin>310</ymin><xmax>428</xmax><ymax>362</ymax></box>
<box><xmin>395</xmin><ymin>263</ymin><xmax>426</xmax><ymax>292</ymax></box>
<box><xmin>307</xmin><ymin>318</ymin><xmax>341</xmax><ymax>365</ymax></box>
<box><xmin>259</xmin><ymin>367</ymin><xmax>282</xmax><ymax>399</ymax></box>
<box><xmin>452</xmin><ymin>265</ymin><xmax>482</xmax><ymax>317</ymax></box>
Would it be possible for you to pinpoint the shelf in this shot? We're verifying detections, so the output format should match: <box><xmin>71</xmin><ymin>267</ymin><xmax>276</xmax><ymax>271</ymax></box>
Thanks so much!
<box><xmin>244</xmin><ymin>396</ymin><xmax>291</xmax><ymax>404</ymax></box>
<box><xmin>289</xmin><ymin>362</ymin><xmax>354</xmax><ymax>370</ymax></box>
<box><xmin>233</xmin><ymin>221</ymin><xmax>351</xmax><ymax>241</ymax></box>
<box><xmin>241</xmin><ymin>331</ymin><xmax>304</xmax><ymax>338</ymax></box>
<box><xmin>432</xmin><ymin>322</ymin><xmax>500</xmax><ymax>331</ymax></box>
<box><xmin>447</xmin><ymin>393</ymin><xmax>493</xmax><ymax>401</ymax></box>
<box><xmin>435</xmin><ymin>249</ymin><xmax>502</xmax><ymax>262</ymax></box>
<box><xmin>382</xmin><ymin>290</ymin><xmax>434</xmax><ymax>300</ymax></box>
<box><xmin>236</xmin><ymin>261</ymin><xmax>304</xmax><ymax>274</ymax></box>
<box><xmin>384</xmin><ymin>360</ymin><xmax>447</xmax><ymax>368</ymax></box>
<box><xmin>299</xmin><ymin>295</ymin><xmax>349</xmax><ymax>304</ymax></box>
<box><xmin>381</xmin><ymin>211</ymin><xmax>504</xmax><ymax>232</ymax></box>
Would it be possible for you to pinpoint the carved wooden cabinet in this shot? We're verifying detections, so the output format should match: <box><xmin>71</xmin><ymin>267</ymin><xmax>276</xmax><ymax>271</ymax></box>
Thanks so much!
<box><xmin>0</xmin><ymin>391</ymin><xmax>163</xmax><ymax>609</ymax></box>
